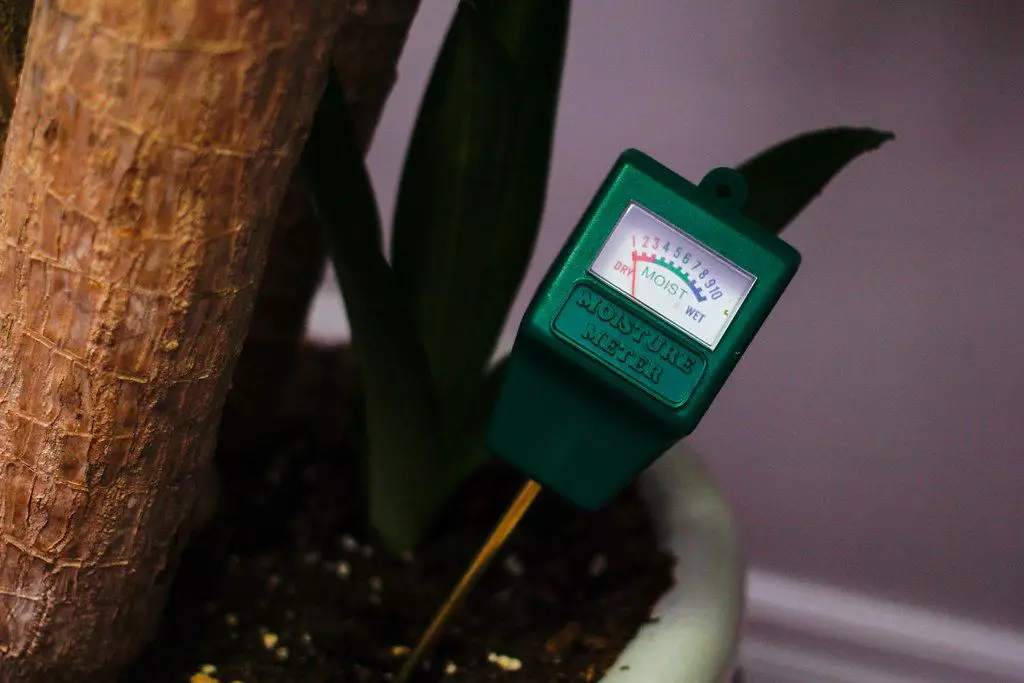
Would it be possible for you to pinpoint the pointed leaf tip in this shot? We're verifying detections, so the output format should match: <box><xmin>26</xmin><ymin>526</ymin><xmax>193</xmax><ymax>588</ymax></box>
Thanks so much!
<box><xmin>737</xmin><ymin>126</ymin><xmax>895</xmax><ymax>234</ymax></box>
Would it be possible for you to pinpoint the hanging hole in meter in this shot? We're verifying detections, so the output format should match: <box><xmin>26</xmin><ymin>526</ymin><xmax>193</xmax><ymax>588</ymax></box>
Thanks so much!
<box><xmin>589</xmin><ymin>203</ymin><xmax>756</xmax><ymax>350</ymax></box>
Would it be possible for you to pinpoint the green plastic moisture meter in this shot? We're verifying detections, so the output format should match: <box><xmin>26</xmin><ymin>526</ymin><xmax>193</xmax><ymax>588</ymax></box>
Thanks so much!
<box><xmin>488</xmin><ymin>149</ymin><xmax>800</xmax><ymax>508</ymax></box>
<box><xmin>398</xmin><ymin>149</ymin><xmax>801</xmax><ymax>682</ymax></box>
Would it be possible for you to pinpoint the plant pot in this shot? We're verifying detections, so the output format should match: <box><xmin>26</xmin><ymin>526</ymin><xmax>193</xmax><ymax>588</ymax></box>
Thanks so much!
<box><xmin>123</xmin><ymin>343</ymin><xmax>743</xmax><ymax>683</ymax></box>
<box><xmin>603</xmin><ymin>445</ymin><xmax>746</xmax><ymax>683</ymax></box>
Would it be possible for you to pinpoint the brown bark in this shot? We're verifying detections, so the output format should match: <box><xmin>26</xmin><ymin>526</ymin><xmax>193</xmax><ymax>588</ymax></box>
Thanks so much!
<box><xmin>0</xmin><ymin>0</ymin><xmax>342</xmax><ymax>679</ymax></box>
<box><xmin>216</xmin><ymin>0</ymin><xmax>421</xmax><ymax>460</ymax></box>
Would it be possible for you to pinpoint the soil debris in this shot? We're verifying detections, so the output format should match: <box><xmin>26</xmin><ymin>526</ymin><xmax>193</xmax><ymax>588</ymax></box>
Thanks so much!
<box><xmin>503</xmin><ymin>553</ymin><xmax>525</xmax><ymax>576</ymax></box>
<box><xmin>588</xmin><ymin>554</ymin><xmax>608</xmax><ymax>577</ymax></box>
<box><xmin>259</xmin><ymin>631</ymin><xmax>279</xmax><ymax>650</ymax></box>
<box><xmin>487</xmin><ymin>652</ymin><xmax>523</xmax><ymax>672</ymax></box>
<box><xmin>545</xmin><ymin>621</ymin><xmax>582</xmax><ymax>654</ymax></box>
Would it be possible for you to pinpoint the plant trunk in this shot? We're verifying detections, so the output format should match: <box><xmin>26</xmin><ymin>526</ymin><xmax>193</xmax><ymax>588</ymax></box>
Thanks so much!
<box><xmin>0</xmin><ymin>0</ymin><xmax>341</xmax><ymax>679</ymax></box>
<box><xmin>217</xmin><ymin>0</ymin><xmax>421</xmax><ymax>460</ymax></box>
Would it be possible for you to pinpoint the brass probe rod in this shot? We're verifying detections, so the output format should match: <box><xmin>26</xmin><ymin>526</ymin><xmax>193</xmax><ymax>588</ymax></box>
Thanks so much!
<box><xmin>397</xmin><ymin>479</ymin><xmax>542</xmax><ymax>682</ymax></box>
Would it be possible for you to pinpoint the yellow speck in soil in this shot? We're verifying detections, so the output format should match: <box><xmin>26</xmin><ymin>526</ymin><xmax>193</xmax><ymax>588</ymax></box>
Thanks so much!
<box><xmin>390</xmin><ymin>645</ymin><xmax>410</xmax><ymax>656</ymax></box>
<box><xmin>200</xmin><ymin>664</ymin><xmax>217</xmax><ymax>674</ymax></box>
<box><xmin>261</xmin><ymin>631</ymin><xmax>279</xmax><ymax>650</ymax></box>
<box><xmin>275</xmin><ymin>646</ymin><xmax>289</xmax><ymax>661</ymax></box>
<box><xmin>486</xmin><ymin>652</ymin><xmax>522</xmax><ymax>672</ymax></box>
<box><xmin>445</xmin><ymin>662</ymin><xmax>458</xmax><ymax>675</ymax></box>
<box><xmin>163</xmin><ymin>340</ymin><xmax>180</xmax><ymax>351</ymax></box>
<box><xmin>584</xmin><ymin>663</ymin><xmax>597</xmax><ymax>681</ymax></box>
<box><xmin>190</xmin><ymin>673</ymin><xmax>218</xmax><ymax>683</ymax></box>
<box><xmin>336</xmin><ymin>561</ymin><xmax>351</xmax><ymax>578</ymax></box>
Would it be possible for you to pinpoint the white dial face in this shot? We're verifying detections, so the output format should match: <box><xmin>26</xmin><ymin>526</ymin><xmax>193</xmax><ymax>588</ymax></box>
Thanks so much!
<box><xmin>589</xmin><ymin>203</ymin><xmax>756</xmax><ymax>350</ymax></box>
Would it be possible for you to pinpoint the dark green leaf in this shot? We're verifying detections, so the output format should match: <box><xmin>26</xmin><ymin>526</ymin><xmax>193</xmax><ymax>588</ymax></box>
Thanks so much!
<box><xmin>454</xmin><ymin>356</ymin><xmax>510</xmax><ymax>486</ymax></box>
<box><xmin>470</xmin><ymin>0</ymin><xmax>569</xmax><ymax>385</ymax></box>
<box><xmin>737</xmin><ymin>127</ymin><xmax>894</xmax><ymax>233</ymax></box>
<box><xmin>301</xmin><ymin>72</ymin><xmax>444</xmax><ymax>553</ymax></box>
<box><xmin>389</xmin><ymin>0</ymin><xmax>569</xmax><ymax>415</ymax></box>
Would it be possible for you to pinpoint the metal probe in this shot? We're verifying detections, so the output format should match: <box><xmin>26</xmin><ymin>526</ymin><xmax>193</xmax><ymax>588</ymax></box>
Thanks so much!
<box><xmin>397</xmin><ymin>479</ymin><xmax>542</xmax><ymax>682</ymax></box>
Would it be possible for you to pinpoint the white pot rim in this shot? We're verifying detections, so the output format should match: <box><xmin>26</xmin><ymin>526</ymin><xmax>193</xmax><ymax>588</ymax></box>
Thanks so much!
<box><xmin>598</xmin><ymin>442</ymin><xmax>746</xmax><ymax>683</ymax></box>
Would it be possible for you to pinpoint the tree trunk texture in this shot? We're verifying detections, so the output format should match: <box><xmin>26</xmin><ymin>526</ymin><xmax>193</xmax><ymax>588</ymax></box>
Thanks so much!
<box><xmin>0</xmin><ymin>0</ymin><xmax>342</xmax><ymax>679</ymax></box>
<box><xmin>216</xmin><ymin>0</ymin><xmax>421</xmax><ymax>461</ymax></box>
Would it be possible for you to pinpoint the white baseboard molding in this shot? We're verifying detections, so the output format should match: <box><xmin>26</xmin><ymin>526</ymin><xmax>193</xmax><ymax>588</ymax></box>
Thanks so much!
<box><xmin>740</xmin><ymin>570</ymin><xmax>1024</xmax><ymax>683</ymax></box>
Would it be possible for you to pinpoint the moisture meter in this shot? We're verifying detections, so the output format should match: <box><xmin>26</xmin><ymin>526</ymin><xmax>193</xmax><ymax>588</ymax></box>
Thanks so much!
<box><xmin>487</xmin><ymin>149</ymin><xmax>800</xmax><ymax>508</ymax></box>
<box><xmin>398</xmin><ymin>150</ymin><xmax>801</xmax><ymax>681</ymax></box>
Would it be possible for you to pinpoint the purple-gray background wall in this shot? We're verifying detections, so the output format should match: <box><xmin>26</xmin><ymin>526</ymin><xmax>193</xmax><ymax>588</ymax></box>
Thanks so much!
<box><xmin>308</xmin><ymin>0</ymin><xmax>1024</xmax><ymax>631</ymax></box>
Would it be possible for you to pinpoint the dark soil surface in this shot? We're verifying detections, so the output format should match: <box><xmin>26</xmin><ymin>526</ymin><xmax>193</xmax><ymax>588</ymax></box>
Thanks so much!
<box><xmin>123</xmin><ymin>344</ymin><xmax>677</xmax><ymax>683</ymax></box>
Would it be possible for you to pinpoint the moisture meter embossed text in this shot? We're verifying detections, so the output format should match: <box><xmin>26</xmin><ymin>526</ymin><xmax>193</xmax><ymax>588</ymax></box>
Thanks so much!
<box><xmin>554</xmin><ymin>285</ymin><xmax>705</xmax><ymax>407</ymax></box>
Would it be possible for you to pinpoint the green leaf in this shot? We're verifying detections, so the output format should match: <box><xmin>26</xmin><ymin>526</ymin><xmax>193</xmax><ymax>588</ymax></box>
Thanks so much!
<box><xmin>389</xmin><ymin>0</ymin><xmax>569</xmax><ymax>415</ymax></box>
<box><xmin>455</xmin><ymin>356</ymin><xmax>511</xmax><ymax>486</ymax></box>
<box><xmin>737</xmin><ymin>127</ymin><xmax>894</xmax><ymax>234</ymax></box>
<box><xmin>301</xmin><ymin>72</ymin><xmax>445</xmax><ymax>553</ymax></box>
<box><xmin>470</xmin><ymin>0</ymin><xmax>569</xmax><ymax>380</ymax></box>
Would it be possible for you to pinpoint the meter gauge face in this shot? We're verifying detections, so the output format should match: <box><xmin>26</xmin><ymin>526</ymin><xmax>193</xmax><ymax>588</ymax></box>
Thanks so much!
<box><xmin>589</xmin><ymin>202</ymin><xmax>756</xmax><ymax>350</ymax></box>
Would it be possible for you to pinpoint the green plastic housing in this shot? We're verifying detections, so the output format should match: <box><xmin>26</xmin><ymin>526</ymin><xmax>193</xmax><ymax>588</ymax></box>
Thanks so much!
<box><xmin>485</xmin><ymin>149</ymin><xmax>801</xmax><ymax>509</ymax></box>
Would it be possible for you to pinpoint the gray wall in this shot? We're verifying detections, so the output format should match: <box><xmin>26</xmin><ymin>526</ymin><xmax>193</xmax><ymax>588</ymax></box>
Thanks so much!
<box><xmin>308</xmin><ymin>0</ymin><xmax>1024</xmax><ymax>630</ymax></box>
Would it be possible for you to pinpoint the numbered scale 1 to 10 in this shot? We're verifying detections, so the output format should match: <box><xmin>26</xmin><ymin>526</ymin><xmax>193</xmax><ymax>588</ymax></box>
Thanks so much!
<box><xmin>589</xmin><ymin>203</ymin><xmax>756</xmax><ymax>350</ymax></box>
<box><xmin>630</xmin><ymin>242</ymin><xmax>721</xmax><ymax>301</ymax></box>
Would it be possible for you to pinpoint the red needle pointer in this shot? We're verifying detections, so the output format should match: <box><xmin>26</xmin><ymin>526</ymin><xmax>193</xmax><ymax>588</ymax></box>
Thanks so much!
<box><xmin>631</xmin><ymin>250</ymin><xmax>638</xmax><ymax>297</ymax></box>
